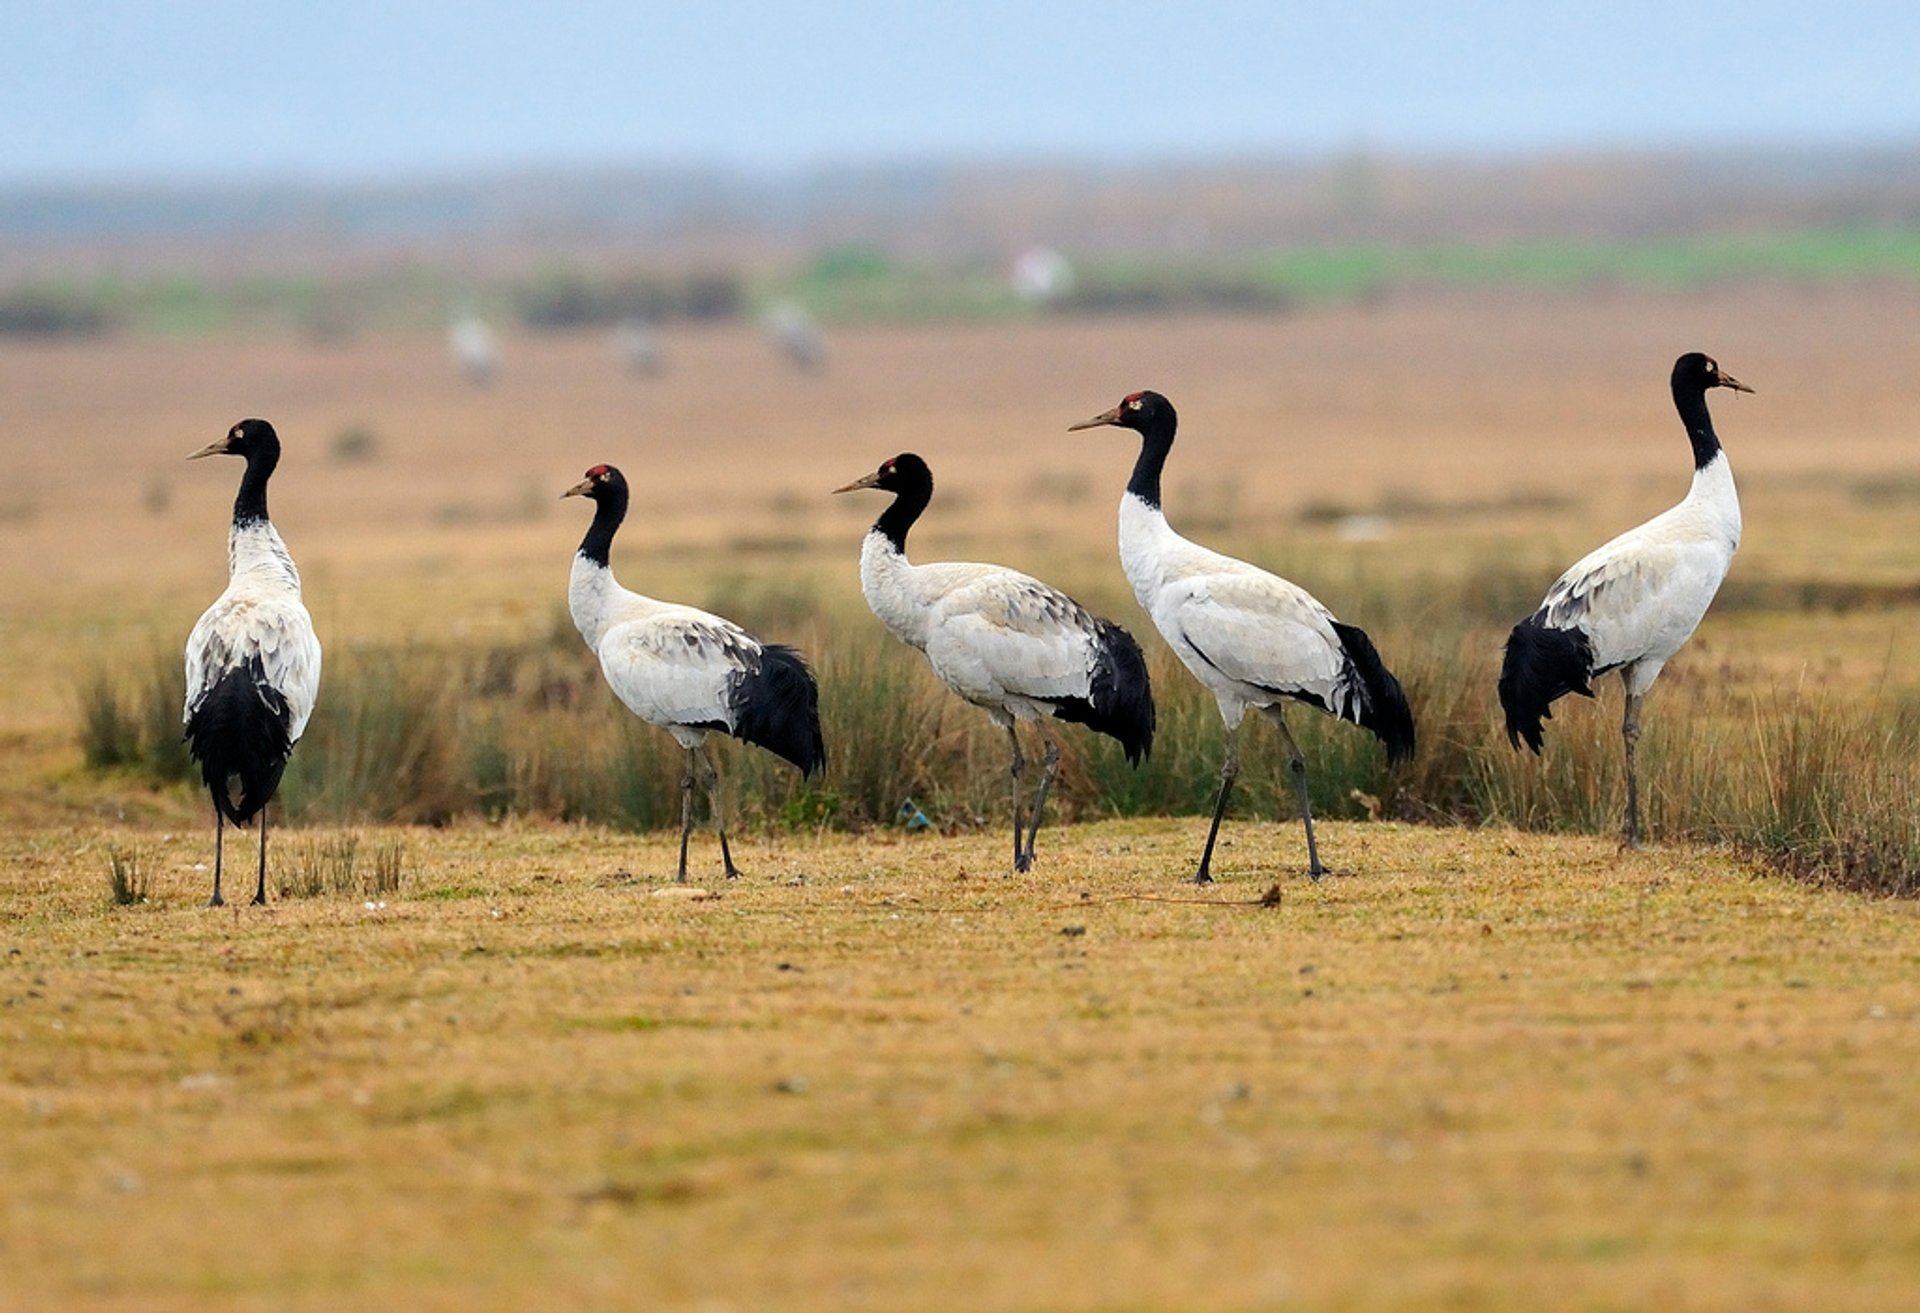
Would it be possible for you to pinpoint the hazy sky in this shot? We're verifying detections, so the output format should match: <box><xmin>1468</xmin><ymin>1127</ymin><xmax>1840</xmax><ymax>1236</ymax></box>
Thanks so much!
<box><xmin>5</xmin><ymin>1</ymin><xmax>1918</xmax><ymax>184</ymax></box>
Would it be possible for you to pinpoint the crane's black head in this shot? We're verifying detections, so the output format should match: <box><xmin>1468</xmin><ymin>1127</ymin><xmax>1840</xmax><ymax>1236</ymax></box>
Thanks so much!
<box><xmin>831</xmin><ymin>452</ymin><xmax>933</xmax><ymax>498</ymax></box>
<box><xmin>191</xmin><ymin>419</ymin><xmax>282</xmax><ymax>524</ymax></box>
<box><xmin>1672</xmin><ymin>353</ymin><xmax>1753</xmax><ymax>397</ymax></box>
<box><xmin>189</xmin><ymin>418</ymin><xmax>280</xmax><ymax>464</ymax></box>
<box><xmin>1067</xmin><ymin>390</ymin><xmax>1177</xmax><ymax>437</ymax></box>
<box><xmin>561</xmin><ymin>463</ymin><xmax>629</xmax><ymax>503</ymax></box>
<box><xmin>832</xmin><ymin>453</ymin><xmax>933</xmax><ymax>552</ymax></box>
<box><xmin>1069</xmin><ymin>391</ymin><xmax>1178</xmax><ymax>509</ymax></box>
<box><xmin>562</xmin><ymin>464</ymin><xmax>629</xmax><ymax>565</ymax></box>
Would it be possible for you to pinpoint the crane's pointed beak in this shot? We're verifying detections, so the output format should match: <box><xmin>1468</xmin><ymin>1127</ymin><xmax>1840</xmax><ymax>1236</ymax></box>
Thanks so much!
<box><xmin>832</xmin><ymin>471</ymin><xmax>881</xmax><ymax>494</ymax></box>
<box><xmin>561</xmin><ymin>478</ymin><xmax>594</xmax><ymax>499</ymax></box>
<box><xmin>186</xmin><ymin>438</ymin><xmax>230</xmax><ymax>460</ymax></box>
<box><xmin>1067</xmin><ymin>406</ymin><xmax>1125</xmax><ymax>432</ymax></box>
<box><xmin>1720</xmin><ymin>373</ymin><xmax>1755</xmax><ymax>394</ymax></box>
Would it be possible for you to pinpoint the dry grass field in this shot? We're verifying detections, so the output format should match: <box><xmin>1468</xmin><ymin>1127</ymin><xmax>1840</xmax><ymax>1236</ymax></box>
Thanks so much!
<box><xmin>5</xmin><ymin>284</ymin><xmax>1920</xmax><ymax>1306</ymax></box>
<box><xmin>8</xmin><ymin>822</ymin><xmax>1920</xmax><ymax>1310</ymax></box>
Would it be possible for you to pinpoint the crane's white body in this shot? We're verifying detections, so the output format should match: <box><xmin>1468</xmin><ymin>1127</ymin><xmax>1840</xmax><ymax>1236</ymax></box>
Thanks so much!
<box><xmin>1119</xmin><ymin>494</ymin><xmax>1351</xmax><ymax>728</ymax></box>
<box><xmin>570</xmin><ymin>555</ymin><xmax>766</xmax><ymax>748</ymax></box>
<box><xmin>184</xmin><ymin>519</ymin><xmax>321</xmax><ymax>740</ymax></box>
<box><xmin>1532</xmin><ymin>451</ymin><xmax>1740</xmax><ymax>695</ymax></box>
<box><xmin>857</xmin><ymin>530</ymin><xmax>1110</xmax><ymax>727</ymax></box>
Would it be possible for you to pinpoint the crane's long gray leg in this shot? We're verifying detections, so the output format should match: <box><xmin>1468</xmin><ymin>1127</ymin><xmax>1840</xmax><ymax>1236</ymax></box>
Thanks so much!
<box><xmin>1007</xmin><ymin>724</ymin><xmax>1029</xmax><ymax>874</ymax></box>
<box><xmin>251</xmin><ymin>801</ymin><xmax>270</xmax><ymax>905</ymax></box>
<box><xmin>696</xmin><ymin>743</ymin><xmax>741</xmax><ymax>879</ymax></box>
<box><xmin>209</xmin><ymin>803</ymin><xmax>225</xmax><ymax>908</ymax></box>
<box><xmin>1268</xmin><ymin>706</ymin><xmax>1326</xmax><ymax>880</ymax></box>
<box><xmin>1021</xmin><ymin>725</ymin><xmax>1062</xmax><ymax>869</ymax></box>
<box><xmin>1622</xmin><ymin>690</ymin><xmax>1645</xmax><ymax>850</ymax></box>
<box><xmin>1193</xmin><ymin>720</ymin><xmax>1243</xmax><ymax>885</ymax></box>
<box><xmin>676</xmin><ymin>747</ymin><xmax>697</xmax><ymax>883</ymax></box>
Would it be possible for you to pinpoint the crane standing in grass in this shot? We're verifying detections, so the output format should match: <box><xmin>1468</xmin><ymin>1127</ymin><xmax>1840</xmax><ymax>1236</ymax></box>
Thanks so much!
<box><xmin>834</xmin><ymin>453</ymin><xmax>1154</xmax><ymax>872</ymax></box>
<box><xmin>1071</xmin><ymin>391</ymin><xmax>1414</xmax><ymax>883</ymax></box>
<box><xmin>1498</xmin><ymin>352</ymin><xmax>1752</xmax><ymax>847</ymax></box>
<box><xmin>183</xmin><ymin>419</ymin><xmax>323</xmax><ymax>907</ymax></box>
<box><xmin>564</xmin><ymin>464</ymin><xmax>825</xmax><ymax>881</ymax></box>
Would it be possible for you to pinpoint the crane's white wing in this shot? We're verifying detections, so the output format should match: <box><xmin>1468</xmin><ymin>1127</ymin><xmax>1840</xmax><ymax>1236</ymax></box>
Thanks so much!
<box><xmin>184</xmin><ymin>592</ymin><xmax>323</xmax><ymax>739</ymax></box>
<box><xmin>924</xmin><ymin>572</ymin><xmax>1099</xmax><ymax>704</ymax></box>
<box><xmin>597</xmin><ymin>610</ymin><xmax>761</xmax><ymax>731</ymax></box>
<box><xmin>1538</xmin><ymin>530</ymin><xmax>1731</xmax><ymax>672</ymax></box>
<box><xmin>1158</xmin><ymin>569</ymin><xmax>1345</xmax><ymax>703</ymax></box>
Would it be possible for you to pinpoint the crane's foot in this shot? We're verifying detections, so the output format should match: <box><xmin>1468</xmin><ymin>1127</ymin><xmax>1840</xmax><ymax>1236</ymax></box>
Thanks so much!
<box><xmin>1191</xmin><ymin>869</ymin><xmax>1215</xmax><ymax>886</ymax></box>
<box><xmin>1306</xmin><ymin>863</ymin><xmax>1329</xmax><ymax>882</ymax></box>
<box><xmin>1013</xmin><ymin>853</ymin><xmax>1034</xmax><ymax>874</ymax></box>
<box><xmin>723</xmin><ymin>864</ymin><xmax>744</xmax><ymax>881</ymax></box>
<box><xmin>250</xmin><ymin>892</ymin><xmax>267</xmax><ymax>907</ymax></box>
<box><xmin>208</xmin><ymin>894</ymin><xmax>224</xmax><ymax>909</ymax></box>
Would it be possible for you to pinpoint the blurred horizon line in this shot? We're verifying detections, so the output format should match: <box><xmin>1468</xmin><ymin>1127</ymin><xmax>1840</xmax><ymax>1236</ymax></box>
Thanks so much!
<box><xmin>9</xmin><ymin>135</ymin><xmax>1920</xmax><ymax>197</ymax></box>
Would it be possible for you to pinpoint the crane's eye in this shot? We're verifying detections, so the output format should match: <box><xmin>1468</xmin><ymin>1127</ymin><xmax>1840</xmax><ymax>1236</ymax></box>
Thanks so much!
<box><xmin>231</xmin><ymin>428</ymin><xmax>243</xmax><ymax>441</ymax></box>
<box><xmin>1705</xmin><ymin>361</ymin><xmax>1717</xmax><ymax>374</ymax></box>
<box><xmin>1128</xmin><ymin>398</ymin><xmax>1143</xmax><ymax>411</ymax></box>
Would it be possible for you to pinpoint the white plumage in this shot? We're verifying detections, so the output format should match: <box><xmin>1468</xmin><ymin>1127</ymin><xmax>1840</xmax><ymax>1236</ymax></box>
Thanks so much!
<box><xmin>184</xmin><ymin>532</ymin><xmax>322</xmax><ymax>743</ymax></box>
<box><xmin>1073</xmin><ymin>391</ymin><xmax>1414</xmax><ymax>882</ymax></box>
<box><xmin>565</xmin><ymin>464</ymin><xmax>824</xmax><ymax>882</ymax></box>
<box><xmin>183</xmin><ymin>419</ymin><xmax>322</xmax><ymax>907</ymax></box>
<box><xmin>1500</xmin><ymin>351</ymin><xmax>1752</xmax><ymax>846</ymax></box>
<box><xmin>835</xmin><ymin>453</ymin><xmax>1153</xmax><ymax>872</ymax></box>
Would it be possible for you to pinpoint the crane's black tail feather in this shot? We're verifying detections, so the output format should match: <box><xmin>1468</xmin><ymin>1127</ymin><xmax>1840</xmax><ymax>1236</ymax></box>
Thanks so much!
<box><xmin>1498</xmin><ymin>613</ymin><xmax>1596</xmax><ymax>753</ymax></box>
<box><xmin>1051</xmin><ymin>617</ymin><xmax>1156</xmax><ymax>765</ymax></box>
<box><xmin>184</xmin><ymin>657</ymin><xmax>293</xmax><ymax>826</ymax></box>
<box><xmin>732</xmin><ymin>645</ymin><xmax>827</xmax><ymax>777</ymax></box>
<box><xmin>1330</xmin><ymin>621</ymin><xmax>1416</xmax><ymax>766</ymax></box>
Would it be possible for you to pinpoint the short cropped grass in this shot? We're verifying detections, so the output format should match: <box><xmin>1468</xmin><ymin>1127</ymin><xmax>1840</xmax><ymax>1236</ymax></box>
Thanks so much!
<box><xmin>7</xmin><ymin>820</ymin><xmax>1920</xmax><ymax>1309</ymax></box>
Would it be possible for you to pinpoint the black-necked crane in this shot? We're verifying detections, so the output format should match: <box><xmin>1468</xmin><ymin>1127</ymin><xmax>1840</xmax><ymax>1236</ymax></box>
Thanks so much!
<box><xmin>183</xmin><ymin>419</ymin><xmax>323</xmax><ymax>907</ymax></box>
<box><xmin>1071</xmin><ymin>392</ymin><xmax>1414</xmax><ymax>883</ymax></box>
<box><xmin>612</xmin><ymin>317</ymin><xmax>664</xmax><ymax>376</ymax></box>
<box><xmin>833</xmin><ymin>453</ymin><xmax>1154</xmax><ymax>872</ymax></box>
<box><xmin>1498</xmin><ymin>351</ymin><xmax>1752</xmax><ymax>848</ymax></box>
<box><xmin>764</xmin><ymin>302</ymin><xmax>826</xmax><ymax>374</ymax></box>
<box><xmin>449</xmin><ymin>315</ymin><xmax>499</xmax><ymax>388</ymax></box>
<box><xmin>564</xmin><ymin>464</ymin><xmax>825</xmax><ymax>881</ymax></box>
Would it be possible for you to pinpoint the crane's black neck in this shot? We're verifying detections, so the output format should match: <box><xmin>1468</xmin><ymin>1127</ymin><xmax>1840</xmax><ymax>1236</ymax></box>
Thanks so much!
<box><xmin>231</xmin><ymin>445</ymin><xmax>278</xmax><ymax>527</ymax></box>
<box><xmin>1125</xmin><ymin>416</ymin><xmax>1176</xmax><ymax>510</ymax></box>
<box><xmin>873</xmin><ymin>471</ymin><xmax>932</xmax><ymax>553</ymax></box>
<box><xmin>577</xmin><ymin>484</ymin><xmax>628</xmax><ymax>567</ymax></box>
<box><xmin>1673</xmin><ymin>377</ymin><xmax>1722</xmax><ymax>470</ymax></box>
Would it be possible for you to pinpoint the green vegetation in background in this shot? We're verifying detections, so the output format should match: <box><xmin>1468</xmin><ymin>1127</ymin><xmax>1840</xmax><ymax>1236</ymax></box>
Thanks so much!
<box><xmin>9</xmin><ymin>223</ymin><xmax>1920</xmax><ymax>338</ymax></box>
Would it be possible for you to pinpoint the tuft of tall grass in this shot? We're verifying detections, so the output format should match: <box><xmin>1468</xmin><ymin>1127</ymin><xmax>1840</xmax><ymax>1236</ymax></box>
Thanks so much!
<box><xmin>280</xmin><ymin>646</ymin><xmax>470</xmax><ymax>824</ymax></box>
<box><xmin>280</xmin><ymin>831</ymin><xmax>409</xmax><ymax>899</ymax></box>
<box><xmin>78</xmin><ymin>674</ymin><xmax>142</xmax><ymax>769</ymax></box>
<box><xmin>105</xmin><ymin>843</ymin><xmax>149</xmax><ymax>906</ymax></box>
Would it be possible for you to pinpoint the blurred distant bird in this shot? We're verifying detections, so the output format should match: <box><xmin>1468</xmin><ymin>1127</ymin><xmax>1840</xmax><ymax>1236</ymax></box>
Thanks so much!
<box><xmin>448</xmin><ymin>315</ymin><xmax>499</xmax><ymax>388</ymax></box>
<box><xmin>1498</xmin><ymin>352</ymin><xmax>1751</xmax><ymax>847</ymax></box>
<box><xmin>1073</xmin><ymin>392</ymin><xmax>1413</xmax><ymax>882</ymax></box>
<box><xmin>763</xmin><ymin>302</ymin><xmax>826</xmax><ymax>373</ymax></box>
<box><xmin>183</xmin><ymin>419</ymin><xmax>322</xmax><ymax>907</ymax></box>
<box><xmin>1010</xmin><ymin>246</ymin><xmax>1075</xmax><ymax>303</ymax></box>
<box><xmin>565</xmin><ymin>464</ymin><xmax>825</xmax><ymax>881</ymax></box>
<box><xmin>611</xmin><ymin>317</ymin><xmax>664</xmax><ymax>376</ymax></box>
<box><xmin>835</xmin><ymin>453</ymin><xmax>1153</xmax><ymax>873</ymax></box>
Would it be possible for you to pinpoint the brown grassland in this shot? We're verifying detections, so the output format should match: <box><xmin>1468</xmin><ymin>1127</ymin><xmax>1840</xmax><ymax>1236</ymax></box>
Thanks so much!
<box><xmin>5</xmin><ymin>284</ymin><xmax>1920</xmax><ymax>1307</ymax></box>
